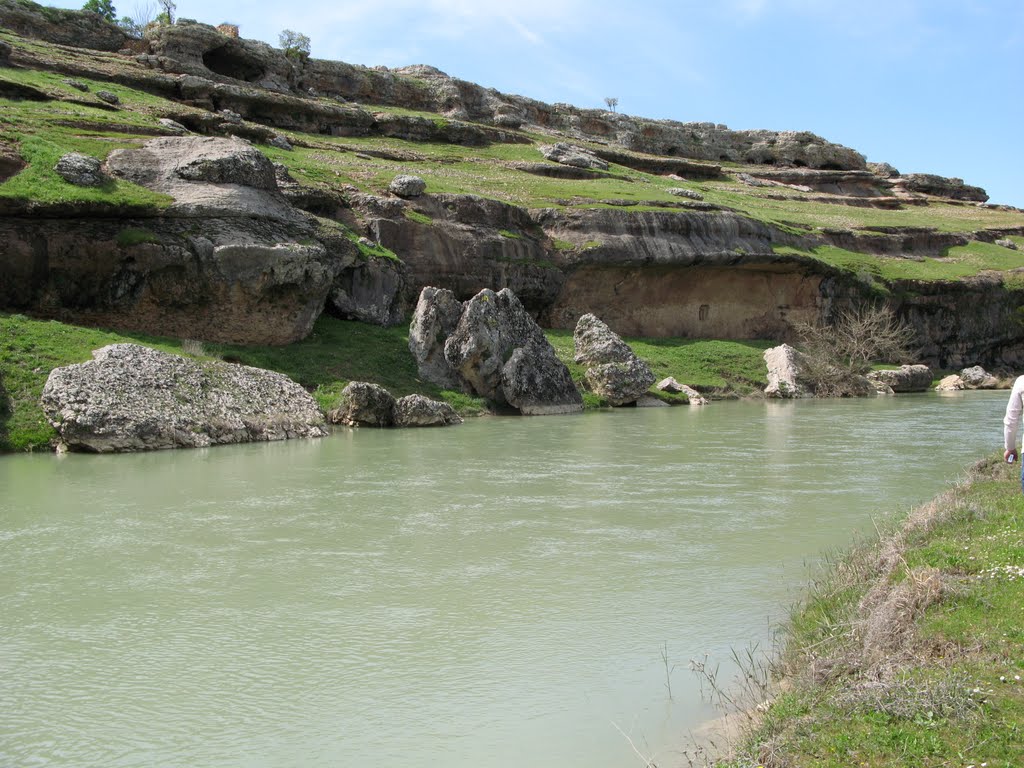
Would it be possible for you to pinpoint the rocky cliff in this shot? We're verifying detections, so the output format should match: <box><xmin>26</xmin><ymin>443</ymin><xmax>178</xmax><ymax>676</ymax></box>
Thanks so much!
<box><xmin>2</xmin><ymin>0</ymin><xmax>1023</xmax><ymax>369</ymax></box>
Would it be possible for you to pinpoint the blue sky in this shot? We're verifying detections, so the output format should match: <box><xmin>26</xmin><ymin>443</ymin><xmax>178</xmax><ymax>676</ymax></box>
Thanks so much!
<box><xmin>49</xmin><ymin>0</ymin><xmax>1024</xmax><ymax>206</ymax></box>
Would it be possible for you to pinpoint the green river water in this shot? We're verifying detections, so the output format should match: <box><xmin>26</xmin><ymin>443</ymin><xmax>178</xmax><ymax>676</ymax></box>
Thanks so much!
<box><xmin>0</xmin><ymin>391</ymin><xmax>1009</xmax><ymax>767</ymax></box>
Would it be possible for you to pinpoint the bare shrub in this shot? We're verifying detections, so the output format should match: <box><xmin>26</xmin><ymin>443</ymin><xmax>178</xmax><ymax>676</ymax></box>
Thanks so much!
<box><xmin>795</xmin><ymin>303</ymin><xmax>916</xmax><ymax>396</ymax></box>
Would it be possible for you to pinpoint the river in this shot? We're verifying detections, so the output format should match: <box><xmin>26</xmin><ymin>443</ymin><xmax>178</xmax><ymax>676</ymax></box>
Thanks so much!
<box><xmin>0</xmin><ymin>391</ymin><xmax>1009</xmax><ymax>767</ymax></box>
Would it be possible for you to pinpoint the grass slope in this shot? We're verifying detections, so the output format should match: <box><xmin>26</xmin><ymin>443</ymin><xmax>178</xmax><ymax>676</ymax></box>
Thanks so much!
<box><xmin>721</xmin><ymin>457</ymin><xmax>1024</xmax><ymax>767</ymax></box>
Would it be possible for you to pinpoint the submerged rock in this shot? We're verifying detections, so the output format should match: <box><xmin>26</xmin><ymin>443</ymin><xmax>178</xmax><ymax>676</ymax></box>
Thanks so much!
<box><xmin>40</xmin><ymin>343</ymin><xmax>326</xmax><ymax>453</ymax></box>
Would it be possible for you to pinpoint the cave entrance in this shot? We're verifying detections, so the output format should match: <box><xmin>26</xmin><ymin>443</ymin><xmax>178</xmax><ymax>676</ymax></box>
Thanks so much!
<box><xmin>202</xmin><ymin>45</ymin><xmax>265</xmax><ymax>82</ymax></box>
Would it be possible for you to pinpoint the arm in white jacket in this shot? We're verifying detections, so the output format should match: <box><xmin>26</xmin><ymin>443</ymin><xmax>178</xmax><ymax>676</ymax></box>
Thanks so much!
<box><xmin>1004</xmin><ymin>375</ymin><xmax>1024</xmax><ymax>453</ymax></box>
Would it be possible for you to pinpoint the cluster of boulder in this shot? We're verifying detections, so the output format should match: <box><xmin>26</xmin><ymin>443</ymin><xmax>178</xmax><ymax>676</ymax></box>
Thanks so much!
<box><xmin>409</xmin><ymin>286</ymin><xmax>583</xmax><ymax>415</ymax></box>
<box><xmin>327</xmin><ymin>382</ymin><xmax>461</xmax><ymax>428</ymax></box>
<box><xmin>763</xmin><ymin>343</ymin><xmax>1003</xmax><ymax>398</ymax></box>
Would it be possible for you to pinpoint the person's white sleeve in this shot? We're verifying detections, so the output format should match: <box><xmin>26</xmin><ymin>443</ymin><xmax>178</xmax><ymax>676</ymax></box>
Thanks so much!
<box><xmin>1004</xmin><ymin>376</ymin><xmax>1024</xmax><ymax>452</ymax></box>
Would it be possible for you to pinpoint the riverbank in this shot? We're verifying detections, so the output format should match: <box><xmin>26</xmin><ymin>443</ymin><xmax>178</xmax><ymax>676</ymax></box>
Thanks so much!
<box><xmin>715</xmin><ymin>454</ymin><xmax>1024</xmax><ymax>767</ymax></box>
<box><xmin>0</xmin><ymin>311</ymin><xmax>772</xmax><ymax>452</ymax></box>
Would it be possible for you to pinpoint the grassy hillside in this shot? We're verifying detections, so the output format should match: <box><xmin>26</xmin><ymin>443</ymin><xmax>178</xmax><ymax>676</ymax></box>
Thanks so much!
<box><xmin>718</xmin><ymin>456</ymin><xmax>1024</xmax><ymax>767</ymax></box>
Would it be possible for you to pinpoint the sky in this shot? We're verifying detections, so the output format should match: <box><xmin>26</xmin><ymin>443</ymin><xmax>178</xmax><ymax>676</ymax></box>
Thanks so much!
<box><xmin>48</xmin><ymin>0</ymin><xmax>1024</xmax><ymax>207</ymax></box>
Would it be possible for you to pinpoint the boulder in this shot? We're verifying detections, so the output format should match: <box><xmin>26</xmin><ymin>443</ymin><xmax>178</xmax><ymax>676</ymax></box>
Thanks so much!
<box><xmin>96</xmin><ymin>90</ymin><xmax>120</xmax><ymax>105</ymax></box>
<box><xmin>935</xmin><ymin>374</ymin><xmax>965</xmax><ymax>392</ymax></box>
<box><xmin>269</xmin><ymin>134</ymin><xmax>293</xmax><ymax>151</ymax></box>
<box><xmin>996</xmin><ymin>238</ymin><xmax>1019</xmax><ymax>251</ymax></box>
<box><xmin>960</xmin><ymin>365</ymin><xmax>998</xmax><ymax>389</ymax></box>
<box><xmin>539</xmin><ymin>143</ymin><xmax>609</xmax><ymax>171</ymax></box>
<box><xmin>40</xmin><ymin>343</ymin><xmax>326</xmax><ymax>453</ymax></box>
<box><xmin>666</xmin><ymin>188</ymin><xmax>704</xmax><ymax>200</ymax></box>
<box><xmin>500</xmin><ymin>338</ymin><xmax>583</xmax><ymax>415</ymax></box>
<box><xmin>173</xmin><ymin>139</ymin><xmax>278</xmax><ymax>189</ymax></box>
<box><xmin>328</xmin><ymin>381</ymin><xmax>395</xmax><ymax>427</ymax></box>
<box><xmin>389</xmin><ymin>174</ymin><xmax>427</xmax><ymax>198</ymax></box>
<box><xmin>763</xmin><ymin>344</ymin><xmax>812</xmax><ymax>398</ymax></box>
<box><xmin>443</xmin><ymin>287</ymin><xmax>579</xmax><ymax>414</ymax></box>
<box><xmin>54</xmin><ymin>152</ymin><xmax>104</xmax><ymax>186</ymax></box>
<box><xmin>62</xmin><ymin>78</ymin><xmax>89</xmax><ymax>92</ymax></box>
<box><xmin>573</xmin><ymin>313</ymin><xmax>636</xmax><ymax>365</ymax></box>
<box><xmin>584</xmin><ymin>358</ymin><xmax>656</xmax><ymax>406</ymax></box>
<box><xmin>866</xmin><ymin>364</ymin><xmax>932</xmax><ymax>393</ymax></box>
<box><xmin>573</xmin><ymin>314</ymin><xmax>654</xmax><ymax>405</ymax></box>
<box><xmin>444</xmin><ymin>288</ymin><xmax>548</xmax><ymax>402</ymax></box>
<box><xmin>394</xmin><ymin>394</ymin><xmax>462</xmax><ymax>427</ymax></box>
<box><xmin>408</xmin><ymin>286</ymin><xmax>464</xmax><ymax>389</ymax></box>
<box><xmin>656</xmin><ymin>377</ymin><xmax>708</xmax><ymax>405</ymax></box>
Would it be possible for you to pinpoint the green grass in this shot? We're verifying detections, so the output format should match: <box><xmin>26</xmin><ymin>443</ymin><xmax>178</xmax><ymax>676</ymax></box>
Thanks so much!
<box><xmin>545</xmin><ymin>330</ymin><xmax>771</xmax><ymax>397</ymax></box>
<box><xmin>722</xmin><ymin>459</ymin><xmax>1024</xmax><ymax>767</ymax></box>
<box><xmin>775</xmin><ymin>242</ymin><xmax>1024</xmax><ymax>283</ymax></box>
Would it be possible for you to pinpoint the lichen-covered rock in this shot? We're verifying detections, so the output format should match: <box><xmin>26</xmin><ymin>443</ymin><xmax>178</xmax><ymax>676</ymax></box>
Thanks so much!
<box><xmin>388</xmin><ymin>174</ymin><xmax>426</xmax><ymax>198</ymax></box>
<box><xmin>666</xmin><ymin>188</ymin><xmax>704</xmax><ymax>200</ymax></box>
<box><xmin>897</xmin><ymin>174</ymin><xmax>988</xmax><ymax>202</ymax></box>
<box><xmin>539</xmin><ymin>143</ymin><xmax>609</xmax><ymax>170</ymax></box>
<box><xmin>329</xmin><ymin>381</ymin><xmax>396</xmax><ymax>427</ymax></box>
<box><xmin>573</xmin><ymin>313</ymin><xmax>635</xmax><ymax>365</ymax></box>
<box><xmin>500</xmin><ymin>338</ymin><xmax>583</xmax><ymax>415</ymax></box>
<box><xmin>173</xmin><ymin>139</ymin><xmax>277</xmax><ymax>189</ymax></box>
<box><xmin>40</xmin><ymin>343</ymin><xmax>326</xmax><ymax>453</ymax></box>
<box><xmin>866</xmin><ymin>364</ymin><xmax>932</xmax><ymax>393</ymax></box>
<box><xmin>408</xmin><ymin>286</ymin><xmax>464</xmax><ymax>389</ymax></box>
<box><xmin>960</xmin><ymin>365</ymin><xmax>998</xmax><ymax>389</ymax></box>
<box><xmin>443</xmin><ymin>287</ymin><xmax>578</xmax><ymax>414</ymax></box>
<box><xmin>96</xmin><ymin>90</ymin><xmax>119</xmax><ymax>105</ymax></box>
<box><xmin>573</xmin><ymin>313</ymin><xmax>654</xmax><ymax>405</ymax></box>
<box><xmin>54</xmin><ymin>152</ymin><xmax>104</xmax><ymax>186</ymax></box>
<box><xmin>444</xmin><ymin>288</ymin><xmax>548</xmax><ymax>402</ymax></box>
<box><xmin>763</xmin><ymin>344</ymin><xmax>812</xmax><ymax>399</ymax></box>
<box><xmin>584</xmin><ymin>358</ymin><xmax>656</xmax><ymax>406</ymax></box>
<box><xmin>269</xmin><ymin>134</ymin><xmax>293</xmax><ymax>151</ymax></box>
<box><xmin>393</xmin><ymin>394</ymin><xmax>462</xmax><ymax>427</ymax></box>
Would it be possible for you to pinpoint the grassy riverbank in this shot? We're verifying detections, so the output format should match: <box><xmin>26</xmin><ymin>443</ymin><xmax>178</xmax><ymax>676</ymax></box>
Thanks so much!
<box><xmin>0</xmin><ymin>312</ymin><xmax>771</xmax><ymax>452</ymax></box>
<box><xmin>717</xmin><ymin>456</ymin><xmax>1024</xmax><ymax>768</ymax></box>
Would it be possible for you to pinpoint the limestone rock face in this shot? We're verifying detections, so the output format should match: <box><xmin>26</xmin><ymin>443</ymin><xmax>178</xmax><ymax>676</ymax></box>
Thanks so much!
<box><xmin>40</xmin><ymin>343</ymin><xmax>326</xmax><ymax>453</ymax></box>
<box><xmin>500</xmin><ymin>338</ymin><xmax>583</xmax><ymax>415</ymax></box>
<box><xmin>408</xmin><ymin>286</ymin><xmax>465</xmax><ymax>389</ymax></box>
<box><xmin>328</xmin><ymin>257</ymin><xmax>406</xmax><ymax>326</ymax></box>
<box><xmin>329</xmin><ymin>381</ymin><xmax>396</xmax><ymax>427</ymax></box>
<box><xmin>866</xmin><ymin>364</ymin><xmax>933</xmax><ymax>393</ymax></box>
<box><xmin>960</xmin><ymin>365</ymin><xmax>998</xmax><ymax>389</ymax></box>
<box><xmin>539</xmin><ymin>143</ymin><xmax>609</xmax><ymax>170</ymax></box>
<box><xmin>393</xmin><ymin>394</ymin><xmax>462</xmax><ymax>427</ymax></box>
<box><xmin>54</xmin><ymin>152</ymin><xmax>104</xmax><ymax>186</ymax></box>
<box><xmin>897</xmin><ymin>174</ymin><xmax>988</xmax><ymax>202</ymax></box>
<box><xmin>0</xmin><ymin>0</ymin><xmax>128</xmax><ymax>51</ymax></box>
<box><xmin>573</xmin><ymin>314</ymin><xmax>654</xmax><ymax>406</ymax></box>
<box><xmin>763</xmin><ymin>344</ymin><xmax>812</xmax><ymax>399</ymax></box>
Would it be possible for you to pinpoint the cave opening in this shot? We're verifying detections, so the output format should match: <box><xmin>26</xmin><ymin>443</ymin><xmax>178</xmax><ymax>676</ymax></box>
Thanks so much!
<box><xmin>202</xmin><ymin>45</ymin><xmax>265</xmax><ymax>82</ymax></box>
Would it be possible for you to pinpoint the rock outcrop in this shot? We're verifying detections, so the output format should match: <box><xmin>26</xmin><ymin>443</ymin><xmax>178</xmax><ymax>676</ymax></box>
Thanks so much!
<box><xmin>40</xmin><ymin>343</ymin><xmax>326</xmax><ymax>452</ymax></box>
<box><xmin>960</xmin><ymin>365</ymin><xmax>998</xmax><ymax>389</ymax></box>
<box><xmin>866</xmin><ymin>365</ymin><xmax>933</xmax><ymax>393</ymax></box>
<box><xmin>573</xmin><ymin>314</ymin><xmax>655</xmax><ymax>406</ymax></box>
<box><xmin>442</xmin><ymin>286</ymin><xmax>585</xmax><ymax>415</ymax></box>
<box><xmin>1</xmin><ymin>136</ymin><xmax>409</xmax><ymax>345</ymax></box>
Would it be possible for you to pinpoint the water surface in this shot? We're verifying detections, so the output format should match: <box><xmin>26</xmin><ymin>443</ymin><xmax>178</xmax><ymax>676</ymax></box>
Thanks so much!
<box><xmin>0</xmin><ymin>392</ymin><xmax>1008</xmax><ymax>767</ymax></box>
